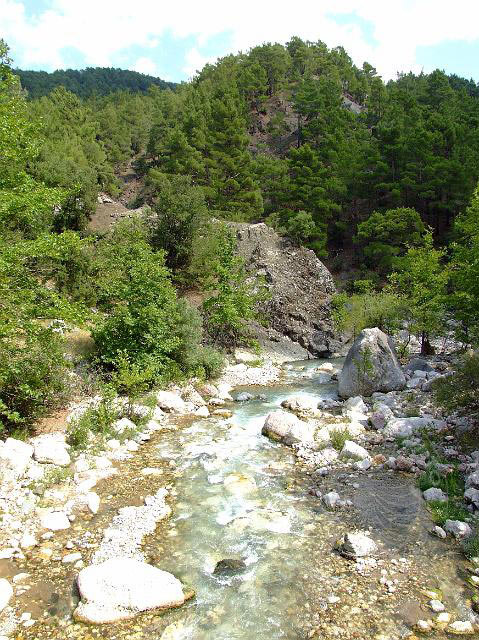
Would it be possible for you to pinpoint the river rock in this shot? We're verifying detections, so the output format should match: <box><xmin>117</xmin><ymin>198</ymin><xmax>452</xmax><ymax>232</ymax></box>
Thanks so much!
<box><xmin>0</xmin><ymin>438</ymin><xmax>34</xmax><ymax>481</ymax></box>
<box><xmin>216</xmin><ymin>383</ymin><xmax>234</xmax><ymax>401</ymax></box>
<box><xmin>281</xmin><ymin>395</ymin><xmax>318</xmax><ymax>414</ymax></box>
<box><xmin>111</xmin><ymin>417</ymin><xmax>136</xmax><ymax>435</ymax></box>
<box><xmin>235</xmin><ymin>392</ymin><xmax>254</xmax><ymax>402</ymax></box>
<box><xmin>444</xmin><ymin>520</ymin><xmax>472</xmax><ymax>538</ymax></box>
<box><xmin>194</xmin><ymin>406</ymin><xmax>210</xmax><ymax>418</ymax></box>
<box><xmin>181</xmin><ymin>385</ymin><xmax>206</xmax><ymax>407</ymax></box>
<box><xmin>323</xmin><ymin>491</ymin><xmax>340</xmax><ymax>509</ymax></box>
<box><xmin>261</xmin><ymin>410</ymin><xmax>314</xmax><ymax>444</ymax></box>
<box><xmin>40</xmin><ymin>511</ymin><xmax>71</xmax><ymax>531</ymax></box>
<box><xmin>382</xmin><ymin>416</ymin><xmax>445</xmax><ymax>438</ymax></box>
<box><xmin>464</xmin><ymin>487</ymin><xmax>479</xmax><ymax>508</ymax></box>
<box><xmin>448</xmin><ymin>620</ymin><xmax>474</xmax><ymax>634</ymax></box>
<box><xmin>404</xmin><ymin>358</ymin><xmax>434</xmax><ymax>374</ymax></box>
<box><xmin>433</xmin><ymin>525</ymin><xmax>447</xmax><ymax>539</ymax></box>
<box><xmin>340</xmin><ymin>441</ymin><xmax>370</xmax><ymax>461</ymax></box>
<box><xmin>74</xmin><ymin>558</ymin><xmax>185</xmax><ymax>623</ymax></box>
<box><xmin>31</xmin><ymin>433</ymin><xmax>71</xmax><ymax>466</ymax></box>
<box><xmin>196</xmin><ymin>383</ymin><xmax>218</xmax><ymax>398</ymax></box>
<box><xmin>156</xmin><ymin>391</ymin><xmax>187</xmax><ymax>414</ymax></box>
<box><xmin>0</xmin><ymin>579</ymin><xmax>13</xmax><ymax>612</ymax></box>
<box><xmin>337</xmin><ymin>531</ymin><xmax>377</xmax><ymax>559</ymax></box>
<box><xmin>223</xmin><ymin>473</ymin><xmax>256</xmax><ymax>495</ymax></box>
<box><xmin>423</xmin><ymin>487</ymin><xmax>447</xmax><ymax>502</ymax></box>
<box><xmin>213</xmin><ymin>559</ymin><xmax>247</xmax><ymax>576</ymax></box>
<box><xmin>338</xmin><ymin>328</ymin><xmax>406</xmax><ymax>398</ymax></box>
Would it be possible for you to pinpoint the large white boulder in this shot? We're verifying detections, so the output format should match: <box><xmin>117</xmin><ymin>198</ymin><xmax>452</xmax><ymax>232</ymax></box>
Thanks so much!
<box><xmin>156</xmin><ymin>391</ymin><xmax>187</xmax><ymax>414</ymax></box>
<box><xmin>338</xmin><ymin>328</ymin><xmax>406</xmax><ymax>398</ymax></box>
<box><xmin>0</xmin><ymin>438</ymin><xmax>34</xmax><ymax>481</ymax></box>
<box><xmin>261</xmin><ymin>410</ymin><xmax>314</xmax><ymax>444</ymax></box>
<box><xmin>0</xmin><ymin>579</ymin><xmax>13</xmax><ymax>612</ymax></box>
<box><xmin>74</xmin><ymin>558</ymin><xmax>185</xmax><ymax>623</ymax></box>
<box><xmin>31</xmin><ymin>433</ymin><xmax>71</xmax><ymax>466</ymax></box>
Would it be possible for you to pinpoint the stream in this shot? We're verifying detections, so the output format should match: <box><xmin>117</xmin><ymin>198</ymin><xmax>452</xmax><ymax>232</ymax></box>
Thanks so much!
<box><xmin>10</xmin><ymin>360</ymin><xmax>474</xmax><ymax>640</ymax></box>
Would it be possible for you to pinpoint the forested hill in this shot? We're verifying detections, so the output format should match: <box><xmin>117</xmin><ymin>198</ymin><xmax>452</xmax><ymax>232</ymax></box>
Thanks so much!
<box><xmin>14</xmin><ymin>67</ymin><xmax>177</xmax><ymax>98</ymax></box>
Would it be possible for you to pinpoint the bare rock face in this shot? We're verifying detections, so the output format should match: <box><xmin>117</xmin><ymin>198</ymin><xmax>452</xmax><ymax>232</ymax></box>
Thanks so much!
<box><xmin>232</xmin><ymin>223</ymin><xmax>339</xmax><ymax>358</ymax></box>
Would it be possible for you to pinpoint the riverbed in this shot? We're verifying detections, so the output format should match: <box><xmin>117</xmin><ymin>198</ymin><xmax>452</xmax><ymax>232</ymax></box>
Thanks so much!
<box><xmin>8</xmin><ymin>360</ymin><xmax>475</xmax><ymax>639</ymax></box>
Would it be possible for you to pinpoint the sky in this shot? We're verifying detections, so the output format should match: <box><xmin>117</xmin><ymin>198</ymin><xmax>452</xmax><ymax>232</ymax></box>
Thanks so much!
<box><xmin>1</xmin><ymin>0</ymin><xmax>479</xmax><ymax>82</ymax></box>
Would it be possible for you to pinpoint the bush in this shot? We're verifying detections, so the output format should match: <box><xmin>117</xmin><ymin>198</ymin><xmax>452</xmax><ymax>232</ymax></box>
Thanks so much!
<box><xmin>433</xmin><ymin>353</ymin><xmax>479</xmax><ymax>417</ymax></box>
<box><xmin>330</xmin><ymin>427</ymin><xmax>352</xmax><ymax>452</ymax></box>
<box><xmin>0</xmin><ymin>329</ymin><xmax>70</xmax><ymax>435</ymax></box>
<box><xmin>331</xmin><ymin>284</ymin><xmax>406</xmax><ymax>340</ymax></box>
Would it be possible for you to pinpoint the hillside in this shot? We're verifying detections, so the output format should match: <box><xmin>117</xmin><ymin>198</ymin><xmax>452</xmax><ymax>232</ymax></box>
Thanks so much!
<box><xmin>15</xmin><ymin>66</ymin><xmax>177</xmax><ymax>98</ymax></box>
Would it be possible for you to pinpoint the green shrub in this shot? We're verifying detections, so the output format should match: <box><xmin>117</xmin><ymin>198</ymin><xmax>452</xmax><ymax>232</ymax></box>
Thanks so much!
<box><xmin>331</xmin><ymin>285</ymin><xmax>406</xmax><ymax>340</ymax></box>
<box><xmin>0</xmin><ymin>329</ymin><xmax>70</xmax><ymax>435</ymax></box>
<box><xmin>203</xmin><ymin>228</ymin><xmax>267</xmax><ymax>348</ymax></box>
<box><xmin>433</xmin><ymin>353</ymin><xmax>479</xmax><ymax>417</ymax></box>
<box><xmin>330</xmin><ymin>427</ymin><xmax>352</xmax><ymax>452</ymax></box>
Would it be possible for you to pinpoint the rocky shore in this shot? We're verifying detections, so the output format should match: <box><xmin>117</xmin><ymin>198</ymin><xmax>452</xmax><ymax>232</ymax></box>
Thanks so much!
<box><xmin>1</xmin><ymin>334</ymin><xmax>479</xmax><ymax>639</ymax></box>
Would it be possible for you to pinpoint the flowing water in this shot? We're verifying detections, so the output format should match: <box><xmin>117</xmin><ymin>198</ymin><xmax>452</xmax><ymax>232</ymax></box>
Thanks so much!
<box><xmin>13</xmin><ymin>360</ymin><xmax>475</xmax><ymax>640</ymax></box>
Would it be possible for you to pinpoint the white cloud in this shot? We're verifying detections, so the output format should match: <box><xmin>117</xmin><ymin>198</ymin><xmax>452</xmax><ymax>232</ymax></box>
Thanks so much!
<box><xmin>1</xmin><ymin>0</ymin><xmax>479</xmax><ymax>79</ymax></box>
<box><xmin>182</xmin><ymin>47</ymin><xmax>217</xmax><ymax>78</ymax></box>
<box><xmin>134</xmin><ymin>56</ymin><xmax>158</xmax><ymax>76</ymax></box>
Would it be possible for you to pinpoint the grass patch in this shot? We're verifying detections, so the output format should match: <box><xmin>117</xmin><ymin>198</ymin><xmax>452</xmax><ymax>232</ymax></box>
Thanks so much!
<box><xmin>30</xmin><ymin>466</ymin><xmax>73</xmax><ymax>496</ymax></box>
<box><xmin>417</xmin><ymin>463</ymin><xmax>464</xmax><ymax>498</ymax></box>
<box><xmin>462</xmin><ymin>531</ymin><xmax>479</xmax><ymax>559</ymax></box>
<box><xmin>330</xmin><ymin>427</ymin><xmax>352</xmax><ymax>452</ymax></box>
<box><xmin>427</xmin><ymin>499</ymin><xmax>469</xmax><ymax>526</ymax></box>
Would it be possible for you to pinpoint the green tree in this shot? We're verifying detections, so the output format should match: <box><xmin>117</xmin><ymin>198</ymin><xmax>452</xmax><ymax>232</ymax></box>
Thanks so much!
<box><xmin>389</xmin><ymin>232</ymin><xmax>448</xmax><ymax>354</ymax></box>
<box><xmin>449</xmin><ymin>184</ymin><xmax>479</xmax><ymax>344</ymax></box>
<box><xmin>146</xmin><ymin>171</ymin><xmax>208</xmax><ymax>274</ymax></box>
<box><xmin>355</xmin><ymin>207</ymin><xmax>426</xmax><ymax>274</ymax></box>
<box><xmin>203</xmin><ymin>228</ymin><xmax>264</xmax><ymax>347</ymax></box>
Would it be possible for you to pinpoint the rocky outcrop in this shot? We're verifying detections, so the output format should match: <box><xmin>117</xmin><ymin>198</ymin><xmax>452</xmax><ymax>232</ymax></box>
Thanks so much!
<box><xmin>338</xmin><ymin>328</ymin><xmax>406</xmax><ymax>398</ymax></box>
<box><xmin>232</xmin><ymin>223</ymin><xmax>339</xmax><ymax>358</ymax></box>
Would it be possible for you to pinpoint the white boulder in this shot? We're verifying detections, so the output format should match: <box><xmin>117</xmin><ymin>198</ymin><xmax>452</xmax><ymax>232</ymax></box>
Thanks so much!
<box><xmin>74</xmin><ymin>558</ymin><xmax>185</xmax><ymax>623</ymax></box>
<box><xmin>0</xmin><ymin>438</ymin><xmax>34</xmax><ymax>480</ymax></box>
<box><xmin>40</xmin><ymin>511</ymin><xmax>71</xmax><ymax>531</ymax></box>
<box><xmin>0</xmin><ymin>579</ymin><xmax>13</xmax><ymax>612</ymax></box>
<box><xmin>31</xmin><ymin>433</ymin><xmax>71</xmax><ymax>466</ymax></box>
<box><xmin>111</xmin><ymin>418</ymin><xmax>136</xmax><ymax>435</ymax></box>
<box><xmin>383</xmin><ymin>417</ymin><xmax>445</xmax><ymax>438</ymax></box>
<box><xmin>338</xmin><ymin>531</ymin><xmax>377</xmax><ymax>559</ymax></box>
<box><xmin>340</xmin><ymin>441</ymin><xmax>370</xmax><ymax>461</ymax></box>
<box><xmin>156</xmin><ymin>391</ymin><xmax>187</xmax><ymax>414</ymax></box>
<box><xmin>262</xmin><ymin>410</ymin><xmax>314</xmax><ymax>444</ymax></box>
<box><xmin>323</xmin><ymin>492</ymin><xmax>340</xmax><ymax>509</ymax></box>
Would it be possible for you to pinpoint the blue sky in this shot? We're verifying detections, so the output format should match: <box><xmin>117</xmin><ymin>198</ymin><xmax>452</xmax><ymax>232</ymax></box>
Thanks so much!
<box><xmin>2</xmin><ymin>0</ymin><xmax>479</xmax><ymax>82</ymax></box>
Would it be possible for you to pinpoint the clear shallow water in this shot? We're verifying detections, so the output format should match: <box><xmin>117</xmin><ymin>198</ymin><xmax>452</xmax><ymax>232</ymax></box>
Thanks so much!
<box><xmin>146</xmin><ymin>361</ymin><xmax>351</xmax><ymax>639</ymax></box>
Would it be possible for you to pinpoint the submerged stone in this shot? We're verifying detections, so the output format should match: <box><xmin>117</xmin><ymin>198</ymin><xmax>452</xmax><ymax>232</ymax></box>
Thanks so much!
<box><xmin>213</xmin><ymin>558</ymin><xmax>247</xmax><ymax>576</ymax></box>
